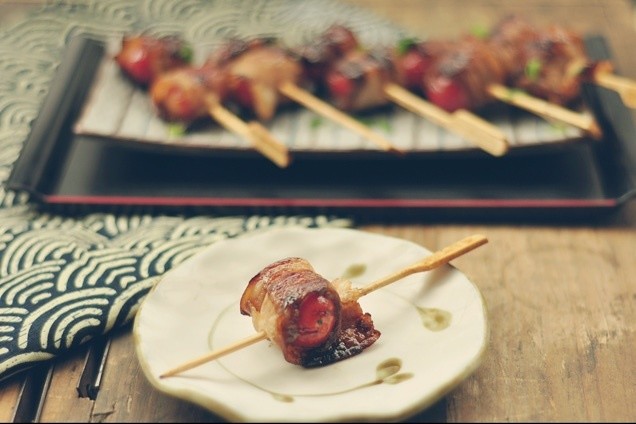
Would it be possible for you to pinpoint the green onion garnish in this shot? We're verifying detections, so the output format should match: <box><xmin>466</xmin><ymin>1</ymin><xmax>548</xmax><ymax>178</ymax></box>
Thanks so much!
<box><xmin>167</xmin><ymin>123</ymin><xmax>187</xmax><ymax>137</ymax></box>
<box><xmin>470</xmin><ymin>24</ymin><xmax>490</xmax><ymax>39</ymax></box>
<box><xmin>396</xmin><ymin>37</ymin><xmax>418</xmax><ymax>55</ymax></box>
<box><xmin>525</xmin><ymin>58</ymin><xmax>542</xmax><ymax>81</ymax></box>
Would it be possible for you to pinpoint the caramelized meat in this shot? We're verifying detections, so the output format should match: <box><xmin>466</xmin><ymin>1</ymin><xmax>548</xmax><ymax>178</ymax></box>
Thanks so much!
<box><xmin>149</xmin><ymin>64</ymin><xmax>229</xmax><ymax>123</ymax></box>
<box><xmin>204</xmin><ymin>38</ymin><xmax>304</xmax><ymax>121</ymax></box>
<box><xmin>423</xmin><ymin>36</ymin><xmax>506</xmax><ymax>111</ymax></box>
<box><xmin>324</xmin><ymin>49</ymin><xmax>393</xmax><ymax>111</ymax></box>
<box><xmin>293</xmin><ymin>24</ymin><xmax>360</xmax><ymax>85</ymax></box>
<box><xmin>388</xmin><ymin>38</ymin><xmax>451</xmax><ymax>93</ymax></box>
<box><xmin>240</xmin><ymin>257</ymin><xmax>380</xmax><ymax>367</ymax></box>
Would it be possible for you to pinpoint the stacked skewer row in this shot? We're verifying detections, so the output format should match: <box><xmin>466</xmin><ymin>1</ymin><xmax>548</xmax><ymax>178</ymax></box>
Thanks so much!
<box><xmin>114</xmin><ymin>15</ymin><xmax>636</xmax><ymax>167</ymax></box>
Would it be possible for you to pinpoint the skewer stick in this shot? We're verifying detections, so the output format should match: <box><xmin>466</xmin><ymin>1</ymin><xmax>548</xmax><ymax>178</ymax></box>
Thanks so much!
<box><xmin>487</xmin><ymin>84</ymin><xmax>602</xmax><ymax>139</ymax></box>
<box><xmin>355</xmin><ymin>233</ymin><xmax>488</xmax><ymax>297</ymax></box>
<box><xmin>595</xmin><ymin>72</ymin><xmax>636</xmax><ymax>108</ymax></box>
<box><xmin>451</xmin><ymin>110</ymin><xmax>509</xmax><ymax>156</ymax></box>
<box><xmin>159</xmin><ymin>233</ymin><xmax>488</xmax><ymax>379</ymax></box>
<box><xmin>383</xmin><ymin>83</ymin><xmax>509</xmax><ymax>157</ymax></box>
<box><xmin>207</xmin><ymin>102</ymin><xmax>291</xmax><ymax>168</ymax></box>
<box><xmin>278</xmin><ymin>81</ymin><xmax>403</xmax><ymax>154</ymax></box>
<box><xmin>383</xmin><ymin>83</ymin><xmax>454</xmax><ymax>128</ymax></box>
<box><xmin>592</xmin><ymin>63</ymin><xmax>636</xmax><ymax>109</ymax></box>
<box><xmin>160</xmin><ymin>332</ymin><xmax>269</xmax><ymax>379</ymax></box>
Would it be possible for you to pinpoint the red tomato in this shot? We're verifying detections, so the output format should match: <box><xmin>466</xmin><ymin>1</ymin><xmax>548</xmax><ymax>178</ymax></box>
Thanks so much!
<box><xmin>232</xmin><ymin>77</ymin><xmax>254</xmax><ymax>110</ymax></box>
<box><xmin>116</xmin><ymin>41</ymin><xmax>154</xmax><ymax>85</ymax></box>
<box><xmin>401</xmin><ymin>50</ymin><xmax>429</xmax><ymax>90</ymax></box>
<box><xmin>294</xmin><ymin>292</ymin><xmax>337</xmax><ymax>348</ymax></box>
<box><xmin>426</xmin><ymin>76</ymin><xmax>470</xmax><ymax>112</ymax></box>
<box><xmin>326</xmin><ymin>71</ymin><xmax>354</xmax><ymax>101</ymax></box>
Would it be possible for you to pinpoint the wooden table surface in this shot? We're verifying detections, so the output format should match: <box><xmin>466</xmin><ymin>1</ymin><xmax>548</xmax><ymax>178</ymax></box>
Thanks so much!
<box><xmin>1</xmin><ymin>0</ymin><xmax>636</xmax><ymax>422</ymax></box>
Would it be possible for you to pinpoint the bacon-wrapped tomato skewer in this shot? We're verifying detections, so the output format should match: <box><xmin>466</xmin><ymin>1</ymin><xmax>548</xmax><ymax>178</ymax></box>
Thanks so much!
<box><xmin>304</xmin><ymin>23</ymin><xmax>602</xmax><ymax>143</ymax></box>
<box><xmin>239</xmin><ymin>257</ymin><xmax>381</xmax><ymax>367</ymax></box>
<box><xmin>382</xmin><ymin>41</ymin><xmax>510</xmax><ymax>156</ymax></box>
<box><xmin>149</xmin><ymin>63</ymin><xmax>290</xmax><ymax>167</ymax></box>
<box><xmin>296</xmin><ymin>26</ymin><xmax>510</xmax><ymax>156</ymax></box>
<box><xmin>159</xmin><ymin>233</ymin><xmax>488</xmax><ymax>377</ymax></box>
<box><xmin>397</xmin><ymin>33</ymin><xmax>602</xmax><ymax>139</ymax></box>
<box><xmin>115</xmin><ymin>34</ymin><xmax>291</xmax><ymax>167</ymax></box>
<box><xmin>207</xmin><ymin>36</ymin><xmax>402</xmax><ymax>153</ymax></box>
<box><xmin>114</xmin><ymin>29</ymin><xmax>507</xmax><ymax>156</ymax></box>
<box><xmin>489</xmin><ymin>14</ymin><xmax>636</xmax><ymax>109</ymax></box>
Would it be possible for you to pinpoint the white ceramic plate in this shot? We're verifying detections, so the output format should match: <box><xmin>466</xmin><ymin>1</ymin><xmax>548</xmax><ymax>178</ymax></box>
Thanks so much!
<box><xmin>133</xmin><ymin>227</ymin><xmax>489</xmax><ymax>422</ymax></box>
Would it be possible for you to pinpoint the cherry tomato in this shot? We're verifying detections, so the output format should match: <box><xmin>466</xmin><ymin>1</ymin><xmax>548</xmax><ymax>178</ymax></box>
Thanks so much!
<box><xmin>426</xmin><ymin>76</ymin><xmax>470</xmax><ymax>112</ymax></box>
<box><xmin>294</xmin><ymin>292</ymin><xmax>337</xmax><ymax>348</ymax></box>
<box><xmin>401</xmin><ymin>50</ymin><xmax>429</xmax><ymax>90</ymax></box>
<box><xmin>116</xmin><ymin>40</ymin><xmax>154</xmax><ymax>85</ymax></box>
<box><xmin>326</xmin><ymin>71</ymin><xmax>354</xmax><ymax>101</ymax></box>
<box><xmin>232</xmin><ymin>77</ymin><xmax>254</xmax><ymax>111</ymax></box>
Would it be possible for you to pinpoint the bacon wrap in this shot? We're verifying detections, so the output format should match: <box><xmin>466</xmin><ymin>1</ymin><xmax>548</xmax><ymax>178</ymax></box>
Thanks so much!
<box><xmin>149</xmin><ymin>64</ymin><xmax>229</xmax><ymax>123</ymax></box>
<box><xmin>240</xmin><ymin>257</ymin><xmax>381</xmax><ymax>367</ymax></box>
<box><xmin>203</xmin><ymin>38</ymin><xmax>303</xmax><ymax>121</ymax></box>
<box><xmin>325</xmin><ymin>49</ymin><xmax>393</xmax><ymax>111</ymax></box>
<box><xmin>293</xmin><ymin>24</ymin><xmax>360</xmax><ymax>84</ymax></box>
<box><xmin>389</xmin><ymin>39</ymin><xmax>450</xmax><ymax>93</ymax></box>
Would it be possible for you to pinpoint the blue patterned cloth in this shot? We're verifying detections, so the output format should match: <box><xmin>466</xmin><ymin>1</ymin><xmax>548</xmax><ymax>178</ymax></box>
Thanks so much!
<box><xmin>0</xmin><ymin>0</ymin><xmax>364</xmax><ymax>381</ymax></box>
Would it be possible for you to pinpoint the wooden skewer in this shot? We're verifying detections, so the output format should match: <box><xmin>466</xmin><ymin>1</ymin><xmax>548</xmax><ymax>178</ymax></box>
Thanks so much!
<box><xmin>487</xmin><ymin>84</ymin><xmax>602</xmax><ymax>139</ymax></box>
<box><xmin>159</xmin><ymin>233</ymin><xmax>488</xmax><ymax>379</ymax></box>
<box><xmin>278</xmin><ymin>81</ymin><xmax>403</xmax><ymax>154</ymax></box>
<box><xmin>207</xmin><ymin>100</ymin><xmax>291</xmax><ymax>168</ymax></box>
<box><xmin>451</xmin><ymin>110</ymin><xmax>510</xmax><ymax>156</ymax></box>
<box><xmin>592</xmin><ymin>61</ymin><xmax>636</xmax><ymax>109</ymax></box>
<box><xmin>383</xmin><ymin>83</ymin><xmax>509</xmax><ymax>157</ymax></box>
<box><xmin>595</xmin><ymin>72</ymin><xmax>636</xmax><ymax>108</ymax></box>
<box><xmin>355</xmin><ymin>233</ymin><xmax>488</xmax><ymax>297</ymax></box>
<box><xmin>383</xmin><ymin>83</ymin><xmax>455</xmax><ymax>129</ymax></box>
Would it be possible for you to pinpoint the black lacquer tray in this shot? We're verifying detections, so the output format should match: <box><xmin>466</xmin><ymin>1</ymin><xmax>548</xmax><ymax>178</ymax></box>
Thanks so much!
<box><xmin>7</xmin><ymin>34</ymin><xmax>636</xmax><ymax>222</ymax></box>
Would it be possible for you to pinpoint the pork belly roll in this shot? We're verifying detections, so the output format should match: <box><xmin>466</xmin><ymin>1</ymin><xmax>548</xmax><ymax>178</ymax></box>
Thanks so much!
<box><xmin>203</xmin><ymin>38</ymin><xmax>304</xmax><ymax>121</ymax></box>
<box><xmin>388</xmin><ymin>38</ymin><xmax>452</xmax><ymax>94</ymax></box>
<box><xmin>293</xmin><ymin>24</ymin><xmax>360</xmax><ymax>86</ymax></box>
<box><xmin>240</xmin><ymin>257</ymin><xmax>380</xmax><ymax>367</ymax></box>
<box><xmin>324</xmin><ymin>49</ymin><xmax>394</xmax><ymax>111</ymax></box>
<box><xmin>240</xmin><ymin>257</ymin><xmax>341</xmax><ymax>366</ymax></box>
<box><xmin>149</xmin><ymin>64</ymin><xmax>229</xmax><ymax>124</ymax></box>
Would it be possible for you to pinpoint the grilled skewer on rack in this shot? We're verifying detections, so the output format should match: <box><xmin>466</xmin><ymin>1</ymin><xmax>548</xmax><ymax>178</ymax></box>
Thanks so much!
<box><xmin>117</xmin><ymin>17</ymin><xmax>634</xmax><ymax>159</ymax></box>
<box><xmin>126</xmin><ymin>28</ymin><xmax>508</xmax><ymax>156</ymax></box>
<box><xmin>203</xmin><ymin>36</ymin><xmax>402</xmax><ymax>153</ymax></box>
<box><xmin>490</xmin><ymin>14</ymin><xmax>636</xmax><ymax>109</ymax></box>
<box><xmin>295</xmin><ymin>25</ymin><xmax>510</xmax><ymax>155</ymax></box>
<box><xmin>406</xmin><ymin>15</ymin><xmax>636</xmax><ymax>137</ymax></box>
<box><xmin>115</xmin><ymin>34</ymin><xmax>291</xmax><ymax>167</ymax></box>
<box><xmin>392</xmin><ymin>32</ymin><xmax>601</xmax><ymax>138</ymax></box>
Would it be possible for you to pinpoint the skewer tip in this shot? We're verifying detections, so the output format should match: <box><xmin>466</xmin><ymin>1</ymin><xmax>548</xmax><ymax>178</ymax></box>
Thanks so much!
<box><xmin>387</xmin><ymin>145</ymin><xmax>406</xmax><ymax>155</ymax></box>
<box><xmin>587</xmin><ymin>120</ymin><xmax>603</xmax><ymax>140</ymax></box>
